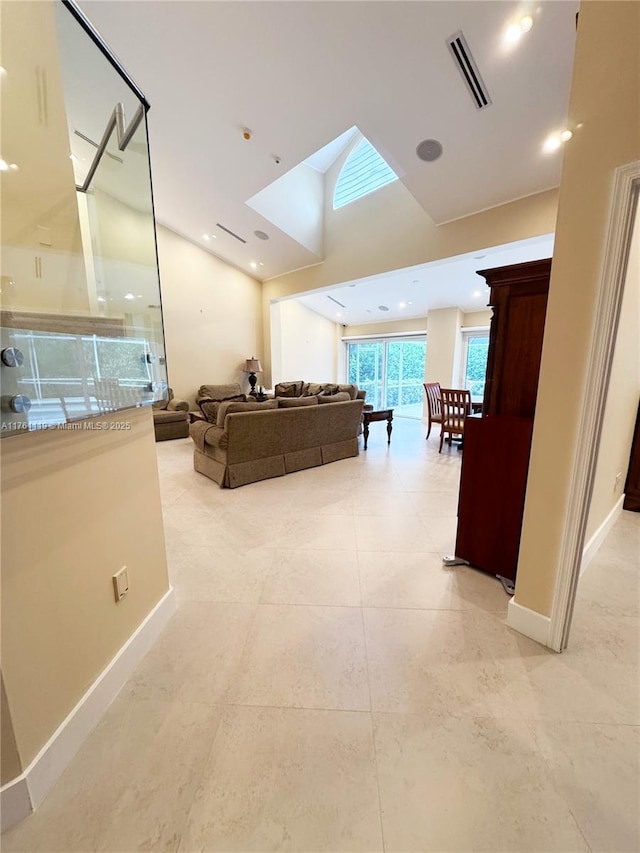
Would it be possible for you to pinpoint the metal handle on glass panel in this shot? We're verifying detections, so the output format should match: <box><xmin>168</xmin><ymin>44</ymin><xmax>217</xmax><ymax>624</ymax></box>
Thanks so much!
<box><xmin>76</xmin><ymin>101</ymin><xmax>145</xmax><ymax>193</ymax></box>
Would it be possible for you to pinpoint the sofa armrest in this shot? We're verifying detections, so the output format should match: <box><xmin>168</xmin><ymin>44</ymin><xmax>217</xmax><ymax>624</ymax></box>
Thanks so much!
<box><xmin>167</xmin><ymin>398</ymin><xmax>189</xmax><ymax>412</ymax></box>
<box><xmin>356</xmin><ymin>389</ymin><xmax>367</xmax><ymax>401</ymax></box>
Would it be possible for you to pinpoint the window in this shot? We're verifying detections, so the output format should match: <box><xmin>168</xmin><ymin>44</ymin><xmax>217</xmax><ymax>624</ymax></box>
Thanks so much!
<box><xmin>346</xmin><ymin>336</ymin><xmax>426</xmax><ymax>417</ymax></box>
<box><xmin>460</xmin><ymin>330</ymin><xmax>490</xmax><ymax>398</ymax></box>
<box><xmin>333</xmin><ymin>138</ymin><xmax>398</xmax><ymax>209</ymax></box>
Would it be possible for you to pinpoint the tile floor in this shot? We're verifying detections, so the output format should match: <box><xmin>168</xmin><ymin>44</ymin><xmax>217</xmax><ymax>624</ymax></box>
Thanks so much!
<box><xmin>3</xmin><ymin>418</ymin><xmax>638</xmax><ymax>852</ymax></box>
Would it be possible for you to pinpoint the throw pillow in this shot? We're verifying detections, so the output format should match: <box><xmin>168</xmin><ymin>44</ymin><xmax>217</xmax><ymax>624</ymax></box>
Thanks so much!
<box><xmin>197</xmin><ymin>398</ymin><xmax>221</xmax><ymax>423</ymax></box>
<box><xmin>317</xmin><ymin>391</ymin><xmax>351</xmax><ymax>404</ymax></box>
<box><xmin>274</xmin><ymin>381</ymin><xmax>304</xmax><ymax>398</ymax></box>
<box><xmin>277</xmin><ymin>395</ymin><xmax>319</xmax><ymax>407</ymax></box>
<box><xmin>336</xmin><ymin>384</ymin><xmax>358</xmax><ymax>400</ymax></box>
<box><xmin>319</xmin><ymin>385</ymin><xmax>340</xmax><ymax>397</ymax></box>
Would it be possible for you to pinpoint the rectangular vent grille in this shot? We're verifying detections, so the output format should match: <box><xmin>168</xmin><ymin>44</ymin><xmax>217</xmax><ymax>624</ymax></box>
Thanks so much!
<box><xmin>216</xmin><ymin>222</ymin><xmax>246</xmax><ymax>243</ymax></box>
<box><xmin>327</xmin><ymin>295</ymin><xmax>346</xmax><ymax>308</ymax></box>
<box><xmin>447</xmin><ymin>31</ymin><xmax>492</xmax><ymax>110</ymax></box>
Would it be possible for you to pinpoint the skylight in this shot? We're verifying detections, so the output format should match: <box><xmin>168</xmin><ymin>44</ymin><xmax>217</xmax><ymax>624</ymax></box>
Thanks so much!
<box><xmin>333</xmin><ymin>138</ymin><xmax>398</xmax><ymax>209</ymax></box>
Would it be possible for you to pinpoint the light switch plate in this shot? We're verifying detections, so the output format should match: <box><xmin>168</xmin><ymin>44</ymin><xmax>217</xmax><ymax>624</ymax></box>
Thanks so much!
<box><xmin>113</xmin><ymin>566</ymin><xmax>129</xmax><ymax>601</ymax></box>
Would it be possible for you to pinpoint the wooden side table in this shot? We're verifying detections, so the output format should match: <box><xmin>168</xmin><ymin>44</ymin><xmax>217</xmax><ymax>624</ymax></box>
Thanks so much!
<box><xmin>362</xmin><ymin>408</ymin><xmax>393</xmax><ymax>450</ymax></box>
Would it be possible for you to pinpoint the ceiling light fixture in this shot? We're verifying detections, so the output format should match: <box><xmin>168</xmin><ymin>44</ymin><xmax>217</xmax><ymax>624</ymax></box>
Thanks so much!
<box><xmin>202</xmin><ymin>234</ymin><xmax>210</xmax><ymax>241</ymax></box>
<box><xmin>543</xmin><ymin>129</ymin><xmax>572</xmax><ymax>154</ymax></box>
<box><xmin>505</xmin><ymin>15</ymin><xmax>534</xmax><ymax>44</ymax></box>
<box><xmin>0</xmin><ymin>159</ymin><xmax>9</xmax><ymax>171</ymax></box>
<box><xmin>249</xmin><ymin>262</ymin><xmax>258</xmax><ymax>270</ymax></box>
<box><xmin>473</xmin><ymin>290</ymin><xmax>482</xmax><ymax>297</ymax></box>
<box><xmin>8</xmin><ymin>163</ymin><xmax>18</xmax><ymax>171</ymax></box>
<box><xmin>399</xmin><ymin>302</ymin><xmax>406</xmax><ymax>308</ymax></box>
<box><xmin>97</xmin><ymin>296</ymin><xmax>106</xmax><ymax>303</ymax></box>
<box><xmin>0</xmin><ymin>67</ymin><xmax>6</xmax><ymax>76</ymax></box>
<box><xmin>124</xmin><ymin>292</ymin><xmax>135</xmax><ymax>300</ymax></box>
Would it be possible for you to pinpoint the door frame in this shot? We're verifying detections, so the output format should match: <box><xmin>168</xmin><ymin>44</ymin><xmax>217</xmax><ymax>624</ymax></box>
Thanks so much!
<box><xmin>548</xmin><ymin>161</ymin><xmax>640</xmax><ymax>652</ymax></box>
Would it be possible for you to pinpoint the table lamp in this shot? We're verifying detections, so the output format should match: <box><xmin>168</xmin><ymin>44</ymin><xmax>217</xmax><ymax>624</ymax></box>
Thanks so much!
<box><xmin>243</xmin><ymin>357</ymin><xmax>263</xmax><ymax>397</ymax></box>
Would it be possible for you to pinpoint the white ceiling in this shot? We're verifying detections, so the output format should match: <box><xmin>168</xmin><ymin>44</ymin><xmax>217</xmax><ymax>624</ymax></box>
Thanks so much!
<box><xmin>79</xmin><ymin>0</ymin><xmax>578</xmax><ymax>282</ymax></box>
<box><xmin>294</xmin><ymin>233</ymin><xmax>555</xmax><ymax>326</ymax></box>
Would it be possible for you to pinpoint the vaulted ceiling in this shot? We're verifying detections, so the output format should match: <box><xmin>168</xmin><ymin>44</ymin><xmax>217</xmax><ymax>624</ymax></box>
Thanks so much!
<box><xmin>79</xmin><ymin>1</ymin><xmax>578</xmax><ymax>282</ymax></box>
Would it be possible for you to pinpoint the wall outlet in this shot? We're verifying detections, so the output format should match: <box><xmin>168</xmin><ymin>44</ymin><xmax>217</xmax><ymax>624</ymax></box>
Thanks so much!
<box><xmin>113</xmin><ymin>566</ymin><xmax>129</xmax><ymax>602</ymax></box>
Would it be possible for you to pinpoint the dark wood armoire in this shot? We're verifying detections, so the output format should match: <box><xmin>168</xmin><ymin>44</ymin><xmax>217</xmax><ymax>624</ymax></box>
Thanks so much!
<box><xmin>454</xmin><ymin>258</ymin><xmax>552</xmax><ymax>583</ymax></box>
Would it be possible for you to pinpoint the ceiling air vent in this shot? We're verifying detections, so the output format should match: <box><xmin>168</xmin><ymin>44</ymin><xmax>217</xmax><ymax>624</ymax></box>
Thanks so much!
<box><xmin>216</xmin><ymin>222</ymin><xmax>246</xmax><ymax>243</ymax></box>
<box><xmin>447</xmin><ymin>31</ymin><xmax>492</xmax><ymax>110</ymax></box>
<box><xmin>327</xmin><ymin>295</ymin><xmax>346</xmax><ymax>308</ymax></box>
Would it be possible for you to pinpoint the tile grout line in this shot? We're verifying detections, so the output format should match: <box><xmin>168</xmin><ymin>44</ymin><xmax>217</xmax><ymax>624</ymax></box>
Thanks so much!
<box><xmin>356</xmin><ymin>529</ymin><xmax>388</xmax><ymax>852</ymax></box>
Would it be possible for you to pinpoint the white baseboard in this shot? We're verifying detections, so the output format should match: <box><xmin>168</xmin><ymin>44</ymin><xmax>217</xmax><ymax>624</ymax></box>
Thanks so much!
<box><xmin>507</xmin><ymin>597</ymin><xmax>552</xmax><ymax>647</ymax></box>
<box><xmin>580</xmin><ymin>496</ymin><xmax>624</xmax><ymax>576</ymax></box>
<box><xmin>0</xmin><ymin>587</ymin><xmax>176</xmax><ymax>834</ymax></box>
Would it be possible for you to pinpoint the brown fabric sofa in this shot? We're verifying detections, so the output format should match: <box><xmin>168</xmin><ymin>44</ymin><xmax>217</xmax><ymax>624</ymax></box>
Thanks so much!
<box><xmin>152</xmin><ymin>389</ymin><xmax>190</xmax><ymax>441</ymax></box>
<box><xmin>190</xmin><ymin>398</ymin><xmax>365</xmax><ymax>488</ymax></box>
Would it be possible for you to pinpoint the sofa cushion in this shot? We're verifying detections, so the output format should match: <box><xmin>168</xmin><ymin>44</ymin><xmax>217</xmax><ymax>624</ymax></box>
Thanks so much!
<box><xmin>277</xmin><ymin>395</ymin><xmax>319</xmax><ymax>408</ymax></box>
<box><xmin>216</xmin><ymin>399</ymin><xmax>278</xmax><ymax>427</ymax></box>
<box><xmin>274</xmin><ymin>381</ymin><xmax>304</xmax><ymax>398</ymax></box>
<box><xmin>196</xmin><ymin>384</ymin><xmax>244</xmax><ymax>403</ymax></box>
<box><xmin>317</xmin><ymin>391</ymin><xmax>351</xmax><ymax>404</ymax></box>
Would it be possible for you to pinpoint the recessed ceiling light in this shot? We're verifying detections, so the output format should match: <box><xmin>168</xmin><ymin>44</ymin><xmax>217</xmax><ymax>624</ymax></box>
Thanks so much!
<box><xmin>473</xmin><ymin>290</ymin><xmax>482</xmax><ymax>297</ymax></box>
<box><xmin>97</xmin><ymin>296</ymin><xmax>106</xmax><ymax>303</ymax></box>
<box><xmin>0</xmin><ymin>159</ymin><xmax>8</xmax><ymax>172</ymax></box>
<box><xmin>124</xmin><ymin>292</ymin><xmax>135</xmax><ymax>300</ymax></box>
<box><xmin>336</xmin><ymin>312</ymin><xmax>342</xmax><ymax>317</ymax></box>
<box><xmin>259</xmin><ymin>262</ymin><xmax>264</xmax><ymax>266</ymax></box>
<box><xmin>8</xmin><ymin>163</ymin><xmax>18</xmax><ymax>171</ymax></box>
<box><xmin>505</xmin><ymin>24</ymin><xmax>522</xmax><ymax>43</ymax></box>
<box><xmin>0</xmin><ymin>67</ymin><xmax>6</xmax><ymax>76</ymax></box>
<box><xmin>408</xmin><ymin>301</ymin><xmax>413</xmax><ymax>305</ymax></box>
<box><xmin>560</xmin><ymin>129</ymin><xmax>573</xmax><ymax>142</ymax></box>
<box><xmin>136</xmin><ymin>294</ymin><xmax>143</xmax><ymax>298</ymax></box>
<box><xmin>249</xmin><ymin>262</ymin><xmax>258</xmax><ymax>269</ymax></box>
<box><xmin>202</xmin><ymin>234</ymin><xmax>210</xmax><ymax>241</ymax></box>
<box><xmin>505</xmin><ymin>15</ymin><xmax>534</xmax><ymax>44</ymax></box>
<box><xmin>399</xmin><ymin>302</ymin><xmax>406</xmax><ymax>308</ymax></box>
<box><xmin>543</xmin><ymin>133</ymin><xmax>563</xmax><ymax>153</ymax></box>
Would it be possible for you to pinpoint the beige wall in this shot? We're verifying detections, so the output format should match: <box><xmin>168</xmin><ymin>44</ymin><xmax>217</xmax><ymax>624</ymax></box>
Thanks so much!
<box><xmin>157</xmin><ymin>227</ymin><xmax>263</xmax><ymax>406</ymax></box>
<box><xmin>1</xmin><ymin>675</ymin><xmax>21</xmax><ymax>785</ymax></box>
<box><xmin>425</xmin><ymin>308</ymin><xmax>464</xmax><ymax>388</ymax></box>
<box><xmin>463</xmin><ymin>310</ymin><xmax>492</xmax><ymax>328</ymax></box>
<box><xmin>271</xmin><ymin>300</ymin><xmax>338</xmax><ymax>385</ymax></box>
<box><xmin>0</xmin><ymin>408</ymin><xmax>169</xmax><ymax>772</ymax></box>
<box><xmin>516</xmin><ymin>1</ymin><xmax>640</xmax><ymax>616</ymax></box>
<box><xmin>586</xmin><ymin>208</ymin><xmax>640</xmax><ymax>540</ymax></box>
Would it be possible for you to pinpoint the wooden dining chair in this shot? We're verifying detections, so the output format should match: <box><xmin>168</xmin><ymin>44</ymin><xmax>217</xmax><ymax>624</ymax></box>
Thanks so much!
<box><xmin>423</xmin><ymin>382</ymin><xmax>442</xmax><ymax>439</ymax></box>
<box><xmin>439</xmin><ymin>388</ymin><xmax>471</xmax><ymax>452</ymax></box>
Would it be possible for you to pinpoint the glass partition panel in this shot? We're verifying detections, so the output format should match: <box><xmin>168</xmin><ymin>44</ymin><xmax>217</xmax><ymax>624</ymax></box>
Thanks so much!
<box><xmin>0</xmin><ymin>0</ymin><xmax>167</xmax><ymax>436</ymax></box>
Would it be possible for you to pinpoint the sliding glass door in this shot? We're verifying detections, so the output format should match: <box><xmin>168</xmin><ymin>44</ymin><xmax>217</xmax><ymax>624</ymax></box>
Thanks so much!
<box><xmin>346</xmin><ymin>336</ymin><xmax>426</xmax><ymax>417</ymax></box>
<box><xmin>460</xmin><ymin>331</ymin><xmax>490</xmax><ymax>397</ymax></box>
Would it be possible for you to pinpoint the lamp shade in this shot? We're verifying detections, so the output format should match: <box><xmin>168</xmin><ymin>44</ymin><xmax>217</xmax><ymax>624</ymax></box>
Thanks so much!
<box><xmin>243</xmin><ymin>358</ymin><xmax>263</xmax><ymax>373</ymax></box>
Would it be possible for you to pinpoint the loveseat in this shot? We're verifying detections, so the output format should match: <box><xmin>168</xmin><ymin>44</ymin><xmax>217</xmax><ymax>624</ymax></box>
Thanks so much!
<box><xmin>190</xmin><ymin>395</ymin><xmax>365</xmax><ymax>488</ymax></box>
